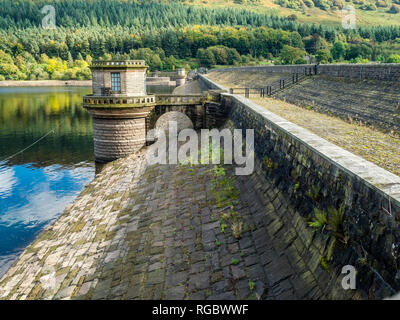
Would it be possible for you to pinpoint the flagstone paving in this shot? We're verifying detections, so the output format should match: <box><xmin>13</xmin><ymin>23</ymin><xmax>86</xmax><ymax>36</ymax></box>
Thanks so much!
<box><xmin>0</xmin><ymin>146</ymin><xmax>324</xmax><ymax>300</ymax></box>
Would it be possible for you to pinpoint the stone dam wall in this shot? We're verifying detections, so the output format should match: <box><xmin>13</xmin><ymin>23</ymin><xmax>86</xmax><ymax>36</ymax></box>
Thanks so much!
<box><xmin>199</xmin><ymin>74</ymin><xmax>400</xmax><ymax>299</ymax></box>
<box><xmin>210</xmin><ymin>63</ymin><xmax>400</xmax><ymax>81</ymax></box>
<box><xmin>272</xmin><ymin>75</ymin><xmax>400</xmax><ymax>133</ymax></box>
<box><xmin>146</xmin><ymin>77</ymin><xmax>172</xmax><ymax>86</ymax></box>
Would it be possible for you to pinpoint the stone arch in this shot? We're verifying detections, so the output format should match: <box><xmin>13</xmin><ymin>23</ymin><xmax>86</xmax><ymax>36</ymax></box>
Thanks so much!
<box><xmin>154</xmin><ymin>111</ymin><xmax>194</xmax><ymax>138</ymax></box>
<box><xmin>146</xmin><ymin>105</ymin><xmax>204</xmax><ymax>135</ymax></box>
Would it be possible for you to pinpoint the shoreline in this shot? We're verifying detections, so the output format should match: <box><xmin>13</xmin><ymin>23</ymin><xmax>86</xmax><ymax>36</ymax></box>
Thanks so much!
<box><xmin>0</xmin><ymin>80</ymin><xmax>92</xmax><ymax>87</ymax></box>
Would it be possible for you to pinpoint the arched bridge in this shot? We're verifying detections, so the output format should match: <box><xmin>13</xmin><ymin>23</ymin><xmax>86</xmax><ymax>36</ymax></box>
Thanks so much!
<box><xmin>83</xmin><ymin>91</ymin><xmax>228</xmax><ymax>162</ymax></box>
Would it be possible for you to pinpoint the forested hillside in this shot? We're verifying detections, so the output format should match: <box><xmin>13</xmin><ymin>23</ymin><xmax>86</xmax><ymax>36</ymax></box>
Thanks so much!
<box><xmin>0</xmin><ymin>0</ymin><xmax>400</xmax><ymax>80</ymax></box>
<box><xmin>274</xmin><ymin>0</ymin><xmax>400</xmax><ymax>12</ymax></box>
<box><xmin>174</xmin><ymin>0</ymin><xmax>400</xmax><ymax>27</ymax></box>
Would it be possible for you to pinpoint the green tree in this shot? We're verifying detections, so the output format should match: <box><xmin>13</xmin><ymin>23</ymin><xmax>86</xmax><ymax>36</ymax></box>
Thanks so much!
<box><xmin>386</xmin><ymin>54</ymin><xmax>400</xmax><ymax>63</ymax></box>
<box><xmin>316</xmin><ymin>48</ymin><xmax>332</xmax><ymax>63</ymax></box>
<box><xmin>280</xmin><ymin>45</ymin><xmax>306</xmax><ymax>64</ymax></box>
<box><xmin>330</xmin><ymin>41</ymin><xmax>346</xmax><ymax>61</ymax></box>
<box><xmin>196</xmin><ymin>48</ymin><xmax>216</xmax><ymax>67</ymax></box>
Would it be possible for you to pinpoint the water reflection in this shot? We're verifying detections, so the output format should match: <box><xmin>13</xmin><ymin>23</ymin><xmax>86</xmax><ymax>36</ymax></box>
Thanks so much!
<box><xmin>0</xmin><ymin>85</ymin><xmax>174</xmax><ymax>277</ymax></box>
<box><xmin>0</xmin><ymin>87</ymin><xmax>94</xmax><ymax>167</ymax></box>
<box><xmin>0</xmin><ymin>86</ymin><xmax>95</xmax><ymax>277</ymax></box>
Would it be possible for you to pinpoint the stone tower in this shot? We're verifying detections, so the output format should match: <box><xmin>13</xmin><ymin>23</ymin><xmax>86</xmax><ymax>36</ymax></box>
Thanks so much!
<box><xmin>175</xmin><ymin>68</ymin><xmax>186</xmax><ymax>86</ymax></box>
<box><xmin>83</xmin><ymin>60</ymin><xmax>155</xmax><ymax>163</ymax></box>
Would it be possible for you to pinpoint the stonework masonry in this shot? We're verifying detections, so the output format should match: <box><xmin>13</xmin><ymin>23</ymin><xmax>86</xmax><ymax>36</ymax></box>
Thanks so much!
<box><xmin>125</xmin><ymin>70</ymin><xmax>147</xmax><ymax>96</ymax></box>
<box><xmin>199</xmin><ymin>74</ymin><xmax>400</xmax><ymax>299</ymax></box>
<box><xmin>85</xmin><ymin>60</ymin><xmax>154</xmax><ymax>162</ymax></box>
<box><xmin>0</xmin><ymin>72</ymin><xmax>399</xmax><ymax>299</ymax></box>
<box><xmin>93</xmin><ymin>117</ymin><xmax>147</xmax><ymax>162</ymax></box>
<box><xmin>0</xmin><ymin>147</ymin><xmax>340</xmax><ymax>300</ymax></box>
<box><xmin>210</xmin><ymin>63</ymin><xmax>400</xmax><ymax>81</ymax></box>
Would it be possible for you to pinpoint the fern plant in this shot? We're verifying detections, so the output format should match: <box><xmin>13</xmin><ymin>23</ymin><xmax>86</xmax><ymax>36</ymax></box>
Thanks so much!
<box><xmin>306</xmin><ymin>185</ymin><xmax>321</xmax><ymax>201</ymax></box>
<box><xmin>310</xmin><ymin>203</ymin><xmax>347</xmax><ymax>272</ymax></box>
<box><xmin>308</xmin><ymin>208</ymin><xmax>327</xmax><ymax>230</ymax></box>
<box><xmin>326</xmin><ymin>203</ymin><xmax>345</xmax><ymax>238</ymax></box>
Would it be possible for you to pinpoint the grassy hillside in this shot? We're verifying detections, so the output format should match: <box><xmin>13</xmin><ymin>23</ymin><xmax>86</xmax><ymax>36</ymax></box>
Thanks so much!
<box><xmin>177</xmin><ymin>0</ymin><xmax>400</xmax><ymax>27</ymax></box>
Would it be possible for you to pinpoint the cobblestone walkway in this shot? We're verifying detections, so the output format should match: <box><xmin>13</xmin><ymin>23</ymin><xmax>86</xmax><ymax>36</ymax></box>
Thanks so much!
<box><xmin>0</xmin><ymin>146</ymin><xmax>315</xmax><ymax>300</ymax></box>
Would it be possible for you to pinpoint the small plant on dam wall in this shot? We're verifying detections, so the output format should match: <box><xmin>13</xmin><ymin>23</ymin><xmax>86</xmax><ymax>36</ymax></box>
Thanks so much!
<box><xmin>210</xmin><ymin>164</ymin><xmax>243</xmax><ymax>239</ymax></box>
<box><xmin>177</xmin><ymin>141</ymin><xmax>244</xmax><ymax>240</ymax></box>
<box><xmin>306</xmin><ymin>184</ymin><xmax>321</xmax><ymax>202</ymax></box>
<box><xmin>308</xmin><ymin>203</ymin><xmax>348</xmax><ymax>272</ymax></box>
<box><xmin>263</xmin><ymin>156</ymin><xmax>278</xmax><ymax>170</ymax></box>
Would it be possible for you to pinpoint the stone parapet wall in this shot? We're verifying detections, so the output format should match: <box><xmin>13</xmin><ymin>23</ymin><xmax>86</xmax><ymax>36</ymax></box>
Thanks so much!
<box><xmin>146</xmin><ymin>77</ymin><xmax>171</xmax><ymax>86</ymax></box>
<box><xmin>155</xmin><ymin>94</ymin><xmax>203</xmax><ymax>106</ymax></box>
<box><xmin>197</xmin><ymin>74</ymin><xmax>229</xmax><ymax>91</ymax></box>
<box><xmin>222</xmin><ymin>94</ymin><xmax>400</xmax><ymax>299</ymax></box>
<box><xmin>200</xmin><ymin>74</ymin><xmax>400</xmax><ymax>299</ymax></box>
<box><xmin>210</xmin><ymin>64</ymin><xmax>400</xmax><ymax>81</ymax></box>
<box><xmin>319</xmin><ymin>64</ymin><xmax>400</xmax><ymax>81</ymax></box>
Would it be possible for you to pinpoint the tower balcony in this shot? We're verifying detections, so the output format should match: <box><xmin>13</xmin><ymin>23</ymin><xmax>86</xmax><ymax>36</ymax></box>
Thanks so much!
<box><xmin>83</xmin><ymin>94</ymin><xmax>156</xmax><ymax>108</ymax></box>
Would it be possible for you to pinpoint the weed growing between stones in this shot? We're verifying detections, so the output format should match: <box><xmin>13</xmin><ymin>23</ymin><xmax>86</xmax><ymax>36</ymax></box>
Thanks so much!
<box><xmin>308</xmin><ymin>203</ymin><xmax>348</xmax><ymax>271</ymax></box>
<box><xmin>306</xmin><ymin>185</ymin><xmax>321</xmax><ymax>201</ymax></box>
<box><xmin>231</xmin><ymin>220</ymin><xmax>243</xmax><ymax>239</ymax></box>
<box><xmin>263</xmin><ymin>156</ymin><xmax>278</xmax><ymax>170</ymax></box>
<box><xmin>308</xmin><ymin>208</ymin><xmax>328</xmax><ymax>230</ymax></box>
<box><xmin>248</xmin><ymin>280</ymin><xmax>255</xmax><ymax>292</ymax></box>
<box><xmin>177</xmin><ymin>140</ymin><xmax>245</xmax><ymax>240</ymax></box>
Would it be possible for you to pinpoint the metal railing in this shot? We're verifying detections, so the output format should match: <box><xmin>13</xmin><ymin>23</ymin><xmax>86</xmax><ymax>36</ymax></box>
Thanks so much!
<box><xmin>229</xmin><ymin>67</ymin><xmax>315</xmax><ymax>98</ymax></box>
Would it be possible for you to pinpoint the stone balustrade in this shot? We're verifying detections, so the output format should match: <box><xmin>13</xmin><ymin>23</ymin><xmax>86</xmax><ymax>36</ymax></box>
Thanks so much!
<box><xmin>155</xmin><ymin>94</ymin><xmax>203</xmax><ymax>105</ymax></box>
<box><xmin>91</xmin><ymin>60</ymin><xmax>147</xmax><ymax>68</ymax></box>
<box><xmin>83</xmin><ymin>95</ymin><xmax>156</xmax><ymax>108</ymax></box>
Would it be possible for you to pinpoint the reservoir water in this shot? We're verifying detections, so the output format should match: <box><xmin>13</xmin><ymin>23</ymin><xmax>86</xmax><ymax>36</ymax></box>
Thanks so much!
<box><xmin>0</xmin><ymin>86</ymin><xmax>95</xmax><ymax>277</ymax></box>
<box><xmin>0</xmin><ymin>84</ymin><xmax>176</xmax><ymax>278</ymax></box>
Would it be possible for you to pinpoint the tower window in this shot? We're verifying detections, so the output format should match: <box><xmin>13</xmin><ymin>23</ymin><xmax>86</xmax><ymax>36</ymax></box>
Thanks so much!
<box><xmin>111</xmin><ymin>72</ymin><xmax>121</xmax><ymax>92</ymax></box>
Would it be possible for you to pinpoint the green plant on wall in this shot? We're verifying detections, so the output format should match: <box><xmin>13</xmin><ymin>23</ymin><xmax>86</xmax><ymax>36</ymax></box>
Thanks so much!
<box><xmin>263</xmin><ymin>156</ymin><xmax>274</xmax><ymax>169</ymax></box>
<box><xmin>308</xmin><ymin>208</ymin><xmax>327</xmax><ymax>230</ymax></box>
<box><xmin>200</xmin><ymin>143</ymin><xmax>244</xmax><ymax>241</ymax></box>
<box><xmin>326</xmin><ymin>203</ymin><xmax>346</xmax><ymax>240</ymax></box>
<box><xmin>231</xmin><ymin>219</ymin><xmax>243</xmax><ymax>239</ymax></box>
<box><xmin>319</xmin><ymin>255</ymin><xmax>330</xmax><ymax>273</ymax></box>
<box><xmin>306</xmin><ymin>185</ymin><xmax>321</xmax><ymax>201</ymax></box>
<box><xmin>309</xmin><ymin>202</ymin><xmax>348</xmax><ymax>271</ymax></box>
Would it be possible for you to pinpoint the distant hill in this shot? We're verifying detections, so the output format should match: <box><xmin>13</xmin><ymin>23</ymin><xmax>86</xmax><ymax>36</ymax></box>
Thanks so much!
<box><xmin>173</xmin><ymin>0</ymin><xmax>400</xmax><ymax>27</ymax></box>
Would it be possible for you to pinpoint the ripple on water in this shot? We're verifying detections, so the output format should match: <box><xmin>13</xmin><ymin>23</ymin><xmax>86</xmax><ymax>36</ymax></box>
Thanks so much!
<box><xmin>0</xmin><ymin>161</ymin><xmax>95</xmax><ymax>278</ymax></box>
<box><xmin>0</xmin><ymin>163</ymin><xmax>18</xmax><ymax>199</ymax></box>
